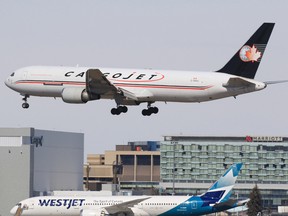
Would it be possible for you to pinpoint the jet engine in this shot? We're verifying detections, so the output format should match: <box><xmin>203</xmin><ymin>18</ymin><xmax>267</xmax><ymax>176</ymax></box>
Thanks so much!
<box><xmin>61</xmin><ymin>88</ymin><xmax>100</xmax><ymax>104</ymax></box>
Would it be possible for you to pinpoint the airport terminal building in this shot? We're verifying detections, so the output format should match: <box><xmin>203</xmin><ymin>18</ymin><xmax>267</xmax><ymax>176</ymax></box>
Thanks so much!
<box><xmin>160</xmin><ymin>135</ymin><xmax>288</xmax><ymax>209</ymax></box>
<box><xmin>0</xmin><ymin>128</ymin><xmax>84</xmax><ymax>216</ymax></box>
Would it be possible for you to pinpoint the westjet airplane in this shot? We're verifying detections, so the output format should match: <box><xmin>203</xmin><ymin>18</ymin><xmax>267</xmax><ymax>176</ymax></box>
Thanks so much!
<box><xmin>5</xmin><ymin>23</ymin><xmax>283</xmax><ymax>116</ymax></box>
<box><xmin>10</xmin><ymin>163</ymin><xmax>248</xmax><ymax>216</ymax></box>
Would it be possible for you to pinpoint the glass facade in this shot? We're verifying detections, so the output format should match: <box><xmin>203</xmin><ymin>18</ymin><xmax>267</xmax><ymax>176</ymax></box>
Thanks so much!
<box><xmin>160</xmin><ymin>136</ymin><xmax>288</xmax><ymax>209</ymax></box>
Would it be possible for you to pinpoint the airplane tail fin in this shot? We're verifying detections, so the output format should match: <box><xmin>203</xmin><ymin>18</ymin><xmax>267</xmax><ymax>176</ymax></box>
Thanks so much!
<box><xmin>216</xmin><ymin>23</ymin><xmax>275</xmax><ymax>79</ymax></box>
<box><xmin>199</xmin><ymin>163</ymin><xmax>243</xmax><ymax>206</ymax></box>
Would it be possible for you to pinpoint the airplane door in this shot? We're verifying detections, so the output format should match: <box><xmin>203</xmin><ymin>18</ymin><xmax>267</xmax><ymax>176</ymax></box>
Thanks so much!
<box><xmin>191</xmin><ymin>201</ymin><xmax>197</xmax><ymax>209</ymax></box>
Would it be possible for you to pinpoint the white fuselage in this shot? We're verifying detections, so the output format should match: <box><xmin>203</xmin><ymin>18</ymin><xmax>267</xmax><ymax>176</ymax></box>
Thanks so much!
<box><xmin>10</xmin><ymin>164</ymin><xmax>244</xmax><ymax>216</ymax></box>
<box><xmin>5</xmin><ymin>66</ymin><xmax>266</xmax><ymax>104</ymax></box>
<box><xmin>11</xmin><ymin>195</ymin><xmax>192</xmax><ymax>216</ymax></box>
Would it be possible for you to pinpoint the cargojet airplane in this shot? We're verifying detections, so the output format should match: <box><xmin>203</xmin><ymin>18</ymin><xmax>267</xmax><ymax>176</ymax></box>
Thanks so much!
<box><xmin>10</xmin><ymin>163</ymin><xmax>249</xmax><ymax>216</ymax></box>
<box><xmin>5</xmin><ymin>23</ymin><xmax>283</xmax><ymax>116</ymax></box>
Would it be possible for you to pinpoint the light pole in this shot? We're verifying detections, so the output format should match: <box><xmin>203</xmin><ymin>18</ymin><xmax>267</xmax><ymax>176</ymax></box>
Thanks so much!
<box><xmin>86</xmin><ymin>163</ymin><xmax>90</xmax><ymax>191</ymax></box>
<box><xmin>236</xmin><ymin>192</ymin><xmax>239</xmax><ymax>216</ymax></box>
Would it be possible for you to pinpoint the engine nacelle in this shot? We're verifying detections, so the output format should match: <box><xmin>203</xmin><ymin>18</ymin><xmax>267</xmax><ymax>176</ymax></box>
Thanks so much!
<box><xmin>61</xmin><ymin>88</ymin><xmax>100</xmax><ymax>104</ymax></box>
<box><xmin>80</xmin><ymin>209</ymin><xmax>108</xmax><ymax>216</ymax></box>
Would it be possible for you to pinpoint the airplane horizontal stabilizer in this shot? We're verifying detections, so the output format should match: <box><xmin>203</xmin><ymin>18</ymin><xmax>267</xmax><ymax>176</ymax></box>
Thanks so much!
<box><xmin>264</xmin><ymin>80</ymin><xmax>288</xmax><ymax>85</ymax></box>
<box><xmin>213</xmin><ymin>199</ymin><xmax>237</xmax><ymax>208</ymax></box>
<box><xmin>223</xmin><ymin>77</ymin><xmax>255</xmax><ymax>88</ymax></box>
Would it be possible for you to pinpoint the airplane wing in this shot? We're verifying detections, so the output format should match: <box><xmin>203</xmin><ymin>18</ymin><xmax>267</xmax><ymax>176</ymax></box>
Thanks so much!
<box><xmin>118</xmin><ymin>87</ymin><xmax>154</xmax><ymax>101</ymax></box>
<box><xmin>86</xmin><ymin>69</ymin><xmax>153</xmax><ymax>102</ymax></box>
<box><xmin>103</xmin><ymin>197</ymin><xmax>150</xmax><ymax>215</ymax></box>
<box><xmin>118</xmin><ymin>87</ymin><xmax>138</xmax><ymax>101</ymax></box>
<box><xmin>86</xmin><ymin>69</ymin><xmax>118</xmax><ymax>97</ymax></box>
<box><xmin>223</xmin><ymin>77</ymin><xmax>255</xmax><ymax>88</ymax></box>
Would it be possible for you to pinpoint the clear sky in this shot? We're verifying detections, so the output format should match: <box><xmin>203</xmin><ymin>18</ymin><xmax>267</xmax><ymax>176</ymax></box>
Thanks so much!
<box><xmin>1</xmin><ymin>0</ymin><xmax>288</xmax><ymax>156</ymax></box>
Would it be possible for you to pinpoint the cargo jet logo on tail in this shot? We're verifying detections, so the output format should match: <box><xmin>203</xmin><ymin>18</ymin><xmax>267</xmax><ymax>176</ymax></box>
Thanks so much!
<box><xmin>5</xmin><ymin>23</ymin><xmax>287</xmax><ymax>116</ymax></box>
<box><xmin>239</xmin><ymin>44</ymin><xmax>262</xmax><ymax>62</ymax></box>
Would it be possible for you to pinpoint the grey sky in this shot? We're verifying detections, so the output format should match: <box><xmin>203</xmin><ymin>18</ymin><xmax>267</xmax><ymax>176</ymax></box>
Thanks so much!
<box><xmin>1</xmin><ymin>0</ymin><xmax>288</xmax><ymax>156</ymax></box>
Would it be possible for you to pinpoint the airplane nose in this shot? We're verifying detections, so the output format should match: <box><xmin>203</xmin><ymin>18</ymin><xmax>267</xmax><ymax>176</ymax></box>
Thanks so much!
<box><xmin>10</xmin><ymin>205</ymin><xmax>18</xmax><ymax>215</ymax></box>
<box><xmin>4</xmin><ymin>78</ymin><xmax>10</xmax><ymax>87</ymax></box>
<box><xmin>4</xmin><ymin>77</ymin><xmax>13</xmax><ymax>88</ymax></box>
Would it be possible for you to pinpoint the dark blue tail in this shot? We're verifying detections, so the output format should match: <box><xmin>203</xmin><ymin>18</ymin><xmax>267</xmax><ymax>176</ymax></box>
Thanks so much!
<box><xmin>217</xmin><ymin>23</ymin><xmax>275</xmax><ymax>79</ymax></box>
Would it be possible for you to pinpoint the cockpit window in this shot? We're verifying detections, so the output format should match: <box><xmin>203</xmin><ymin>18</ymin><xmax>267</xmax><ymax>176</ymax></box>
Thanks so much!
<box><xmin>10</xmin><ymin>72</ymin><xmax>15</xmax><ymax>77</ymax></box>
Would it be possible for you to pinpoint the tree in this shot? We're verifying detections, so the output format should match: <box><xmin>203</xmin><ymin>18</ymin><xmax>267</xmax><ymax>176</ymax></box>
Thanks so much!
<box><xmin>247</xmin><ymin>184</ymin><xmax>263</xmax><ymax>216</ymax></box>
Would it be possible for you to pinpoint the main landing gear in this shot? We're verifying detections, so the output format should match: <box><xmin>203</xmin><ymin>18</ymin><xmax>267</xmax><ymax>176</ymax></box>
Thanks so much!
<box><xmin>22</xmin><ymin>95</ymin><xmax>30</xmax><ymax>109</ymax></box>
<box><xmin>111</xmin><ymin>106</ymin><xmax>128</xmax><ymax>115</ymax></box>
<box><xmin>110</xmin><ymin>103</ymin><xmax>159</xmax><ymax>116</ymax></box>
<box><xmin>142</xmin><ymin>104</ymin><xmax>159</xmax><ymax>116</ymax></box>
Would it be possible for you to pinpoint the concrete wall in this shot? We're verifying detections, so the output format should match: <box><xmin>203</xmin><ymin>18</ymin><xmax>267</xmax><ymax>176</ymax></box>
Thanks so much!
<box><xmin>0</xmin><ymin>128</ymin><xmax>84</xmax><ymax>216</ymax></box>
<box><xmin>33</xmin><ymin>129</ymin><xmax>84</xmax><ymax>192</ymax></box>
<box><xmin>0</xmin><ymin>143</ymin><xmax>33</xmax><ymax>216</ymax></box>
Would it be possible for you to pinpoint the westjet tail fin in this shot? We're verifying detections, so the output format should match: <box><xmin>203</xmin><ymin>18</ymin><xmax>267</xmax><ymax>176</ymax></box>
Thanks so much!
<box><xmin>217</xmin><ymin>23</ymin><xmax>275</xmax><ymax>79</ymax></box>
<box><xmin>208</xmin><ymin>163</ymin><xmax>242</xmax><ymax>191</ymax></box>
<box><xmin>200</xmin><ymin>163</ymin><xmax>242</xmax><ymax>205</ymax></box>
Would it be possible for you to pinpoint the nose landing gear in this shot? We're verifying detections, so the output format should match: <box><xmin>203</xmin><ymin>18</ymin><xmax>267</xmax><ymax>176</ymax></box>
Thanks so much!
<box><xmin>22</xmin><ymin>95</ymin><xmax>30</xmax><ymax>109</ymax></box>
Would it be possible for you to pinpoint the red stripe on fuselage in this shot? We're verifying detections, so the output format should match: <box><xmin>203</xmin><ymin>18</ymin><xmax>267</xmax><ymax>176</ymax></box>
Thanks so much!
<box><xmin>114</xmin><ymin>83</ymin><xmax>213</xmax><ymax>90</ymax></box>
<box><xmin>15</xmin><ymin>80</ymin><xmax>212</xmax><ymax>90</ymax></box>
<box><xmin>15</xmin><ymin>81</ymin><xmax>85</xmax><ymax>86</ymax></box>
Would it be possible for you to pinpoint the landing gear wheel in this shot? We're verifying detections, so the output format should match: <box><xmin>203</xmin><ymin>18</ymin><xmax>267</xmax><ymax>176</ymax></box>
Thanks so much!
<box><xmin>150</xmin><ymin>107</ymin><xmax>159</xmax><ymax>114</ymax></box>
<box><xmin>121</xmin><ymin>106</ymin><xmax>128</xmax><ymax>113</ymax></box>
<box><xmin>22</xmin><ymin>103</ymin><xmax>29</xmax><ymax>109</ymax></box>
<box><xmin>111</xmin><ymin>106</ymin><xmax>128</xmax><ymax>115</ymax></box>
<box><xmin>111</xmin><ymin>108</ymin><xmax>120</xmax><ymax>115</ymax></box>
<box><xmin>22</xmin><ymin>95</ymin><xmax>30</xmax><ymax>109</ymax></box>
<box><xmin>111</xmin><ymin>108</ymin><xmax>117</xmax><ymax>115</ymax></box>
<box><xmin>142</xmin><ymin>103</ymin><xmax>159</xmax><ymax>116</ymax></box>
<box><xmin>142</xmin><ymin>109</ymin><xmax>151</xmax><ymax>116</ymax></box>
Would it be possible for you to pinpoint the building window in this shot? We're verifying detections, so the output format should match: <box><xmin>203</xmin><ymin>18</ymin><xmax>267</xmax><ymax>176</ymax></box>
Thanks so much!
<box><xmin>137</xmin><ymin>155</ymin><xmax>151</xmax><ymax>165</ymax></box>
<box><xmin>121</xmin><ymin>155</ymin><xmax>134</xmax><ymax>165</ymax></box>
<box><xmin>153</xmin><ymin>156</ymin><xmax>160</xmax><ymax>165</ymax></box>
